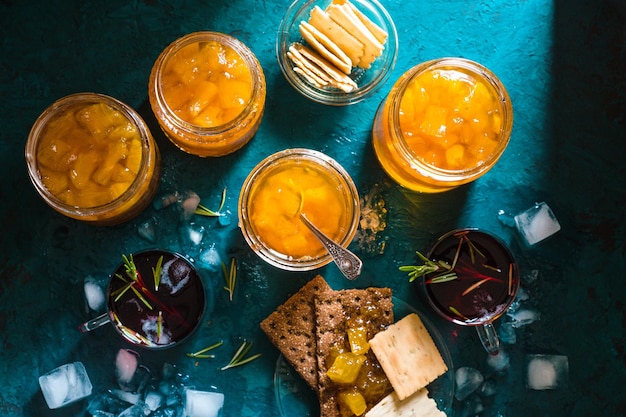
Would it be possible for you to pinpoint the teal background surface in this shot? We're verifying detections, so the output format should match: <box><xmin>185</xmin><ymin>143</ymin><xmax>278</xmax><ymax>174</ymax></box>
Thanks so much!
<box><xmin>0</xmin><ymin>0</ymin><xmax>624</xmax><ymax>416</ymax></box>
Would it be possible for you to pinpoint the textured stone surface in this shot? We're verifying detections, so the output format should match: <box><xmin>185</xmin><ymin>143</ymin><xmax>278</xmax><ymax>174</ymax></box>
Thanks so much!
<box><xmin>0</xmin><ymin>0</ymin><xmax>624</xmax><ymax>416</ymax></box>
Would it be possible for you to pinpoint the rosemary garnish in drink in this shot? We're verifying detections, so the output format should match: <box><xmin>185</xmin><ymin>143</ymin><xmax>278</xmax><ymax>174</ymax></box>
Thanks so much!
<box><xmin>221</xmin><ymin>341</ymin><xmax>262</xmax><ymax>370</ymax></box>
<box><xmin>195</xmin><ymin>187</ymin><xmax>227</xmax><ymax>217</ymax></box>
<box><xmin>399</xmin><ymin>251</ymin><xmax>457</xmax><ymax>283</ymax></box>
<box><xmin>222</xmin><ymin>257</ymin><xmax>237</xmax><ymax>301</ymax></box>
<box><xmin>152</xmin><ymin>255</ymin><xmax>163</xmax><ymax>291</ymax></box>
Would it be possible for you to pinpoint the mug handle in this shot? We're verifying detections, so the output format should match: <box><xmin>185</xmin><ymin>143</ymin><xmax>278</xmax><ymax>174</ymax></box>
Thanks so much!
<box><xmin>475</xmin><ymin>322</ymin><xmax>500</xmax><ymax>354</ymax></box>
<box><xmin>79</xmin><ymin>313</ymin><xmax>111</xmax><ymax>333</ymax></box>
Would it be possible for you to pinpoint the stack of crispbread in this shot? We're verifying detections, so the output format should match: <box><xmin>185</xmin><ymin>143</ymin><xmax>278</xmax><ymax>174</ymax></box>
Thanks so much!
<box><xmin>261</xmin><ymin>276</ymin><xmax>394</xmax><ymax>416</ymax></box>
<box><xmin>261</xmin><ymin>276</ymin><xmax>449</xmax><ymax>417</ymax></box>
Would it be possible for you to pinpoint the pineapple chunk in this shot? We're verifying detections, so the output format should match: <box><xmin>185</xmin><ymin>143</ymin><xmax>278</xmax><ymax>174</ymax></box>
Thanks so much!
<box><xmin>326</xmin><ymin>352</ymin><xmax>366</xmax><ymax>384</ymax></box>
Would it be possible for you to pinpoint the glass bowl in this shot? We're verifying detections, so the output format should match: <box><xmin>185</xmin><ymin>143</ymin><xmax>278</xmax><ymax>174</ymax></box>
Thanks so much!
<box><xmin>276</xmin><ymin>0</ymin><xmax>398</xmax><ymax>106</ymax></box>
<box><xmin>238</xmin><ymin>148</ymin><xmax>360</xmax><ymax>271</ymax></box>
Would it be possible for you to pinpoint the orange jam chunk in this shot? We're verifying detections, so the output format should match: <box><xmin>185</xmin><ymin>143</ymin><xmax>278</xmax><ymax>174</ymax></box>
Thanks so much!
<box><xmin>161</xmin><ymin>41</ymin><xmax>253</xmax><ymax>127</ymax></box>
<box><xmin>36</xmin><ymin>102</ymin><xmax>142</xmax><ymax>208</ymax></box>
<box><xmin>399</xmin><ymin>68</ymin><xmax>503</xmax><ymax>170</ymax></box>
<box><xmin>248</xmin><ymin>164</ymin><xmax>346</xmax><ymax>259</ymax></box>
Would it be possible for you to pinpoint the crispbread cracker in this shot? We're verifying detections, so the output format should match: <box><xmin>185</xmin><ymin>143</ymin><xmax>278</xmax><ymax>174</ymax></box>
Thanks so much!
<box><xmin>365</xmin><ymin>388</ymin><xmax>447</xmax><ymax>417</ymax></box>
<box><xmin>309</xmin><ymin>5</ymin><xmax>364</xmax><ymax>67</ymax></box>
<box><xmin>326</xmin><ymin>3</ymin><xmax>384</xmax><ymax>69</ymax></box>
<box><xmin>300</xmin><ymin>20</ymin><xmax>352</xmax><ymax>75</ymax></box>
<box><xmin>289</xmin><ymin>42</ymin><xmax>357</xmax><ymax>92</ymax></box>
<box><xmin>315</xmin><ymin>287</ymin><xmax>394</xmax><ymax>417</ymax></box>
<box><xmin>260</xmin><ymin>275</ymin><xmax>332</xmax><ymax>390</ymax></box>
<box><xmin>369</xmin><ymin>313</ymin><xmax>448</xmax><ymax>401</ymax></box>
<box><xmin>343</xmin><ymin>0</ymin><xmax>388</xmax><ymax>45</ymax></box>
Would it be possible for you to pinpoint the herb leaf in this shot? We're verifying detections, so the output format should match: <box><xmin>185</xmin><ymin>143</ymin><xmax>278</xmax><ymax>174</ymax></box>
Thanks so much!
<box><xmin>221</xmin><ymin>341</ymin><xmax>262</xmax><ymax>370</ymax></box>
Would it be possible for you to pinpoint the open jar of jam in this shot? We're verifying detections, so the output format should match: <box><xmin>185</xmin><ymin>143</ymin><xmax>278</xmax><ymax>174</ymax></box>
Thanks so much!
<box><xmin>148</xmin><ymin>31</ymin><xmax>266</xmax><ymax>157</ymax></box>
<box><xmin>25</xmin><ymin>93</ymin><xmax>161</xmax><ymax>226</ymax></box>
<box><xmin>238</xmin><ymin>148</ymin><xmax>360</xmax><ymax>271</ymax></box>
<box><xmin>372</xmin><ymin>58</ymin><xmax>513</xmax><ymax>193</ymax></box>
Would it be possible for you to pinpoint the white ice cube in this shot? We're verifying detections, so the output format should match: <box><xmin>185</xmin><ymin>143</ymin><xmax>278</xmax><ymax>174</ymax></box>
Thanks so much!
<box><xmin>454</xmin><ymin>366</ymin><xmax>484</xmax><ymax>401</ymax></box>
<box><xmin>486</xmin><ymin>348</ymin><xmax>510</xmax><ymax>372</ymax></box>
<box><xmin>526</xmin><ymin>354</ymin><xmax>569</xmax><ymax>390</ymax></box>
<box><xmin>185</xmin><ymin>389</ymin><xmax>224</xmax><ymax>417</ymax></box>
<box><xmin>39</xmin><ymin>362</ymin><xmax>93</xmax><ymax>409</ymax></box>
<box><xmin>84</xmin><ymin>276</ymin><xmax>106</xmax><ymax>312</ymax></box>
<box><xmin>508</xmin><ymin>308</ymin><xmax>541</xmax><ymax>328</ymax></box>
<box><xmin>514</xmin><ymin>202</ymin><xmax>561</xmax><ymax>246</ymax></box>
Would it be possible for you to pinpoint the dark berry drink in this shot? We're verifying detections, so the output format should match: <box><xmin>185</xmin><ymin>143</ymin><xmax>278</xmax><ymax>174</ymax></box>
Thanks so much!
<box><xmin>108</xmin><ymin>250</ymin><xmax>205</xmax><ymax>348</ymax></box>
<box><xmin>424</xmin><ymin>229</ymin><xmax>519</xmax><ymax>326</ymax></box>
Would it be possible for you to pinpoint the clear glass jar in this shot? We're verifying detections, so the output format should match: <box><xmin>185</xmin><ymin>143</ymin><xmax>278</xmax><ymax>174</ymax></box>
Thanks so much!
<box><xmin>238</xmin><ymin>148</ymin><xmax>360</xmax><ymax>271</ymax></box>
<box><xmin>148</xmin><ymin>31</ymin><xmax>266</xmax><ymax>157</ymax></box>
<box><xmin>25</xmin><ymin>93</ymin><xmax>161</xmax><ymax>226</ymax></box>
<box><xmin>372</xmin><ymin>58</ymin><xmax>513</xmax><ymax>192</ymax></box>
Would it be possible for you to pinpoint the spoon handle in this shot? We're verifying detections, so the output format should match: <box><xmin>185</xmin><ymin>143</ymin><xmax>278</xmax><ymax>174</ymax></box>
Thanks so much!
<box><xmin>300</xmin><ymin>214</ymin><xmax>362</xmax><ymax>280</ymax></box>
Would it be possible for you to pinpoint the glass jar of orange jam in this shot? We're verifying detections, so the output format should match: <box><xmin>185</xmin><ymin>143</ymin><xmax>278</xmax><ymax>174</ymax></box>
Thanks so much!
<box><xmin>372</xmin><ymin>58</ymin><xmax>513</xmax><ymax>192</ymax></box>
<box><xmin>238</xmin><ymin>149</ymin><xmax>360</xmax><ymax>271</ymax></box>
<box><xmin>148</xmin><ymin>32</ymin><xmax>266</xmax><ymax>157</ymax></box>
<box><xmin>25</xmin><ymin>93</ymin><xmax>161</xmax><ymax>225</ymax></box>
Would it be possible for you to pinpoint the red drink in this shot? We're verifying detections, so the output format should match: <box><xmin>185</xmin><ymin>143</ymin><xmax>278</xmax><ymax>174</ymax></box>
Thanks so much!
<box><xmin>108</xmin><ymin>250</ymin><xmax>205</xmax><ymax>348</ymax></box>
<box><xmin>424</xmin><ymin>229</ymin><xmax>519</xmax><ymax>326</ymax></box>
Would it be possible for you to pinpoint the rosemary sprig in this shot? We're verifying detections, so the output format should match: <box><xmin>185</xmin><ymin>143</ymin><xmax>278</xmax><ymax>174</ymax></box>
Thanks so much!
<box><xmin>399</xmin><ymin>251</ymin><xmax>457</xmax><ymax>283</ymax></box>
<box><xmin>221</xmin><ymin>341</ymin><xmax>262</xmax><ymax>370</ymax></box>
<box><xmin>222</xmin><ymin>257</ymin><xmax>237</xmax><ymax>301</ymax></box>
<box><xmin>122</xmin><ymin>254</ymin><xmax>138</xmax><ymax>281</ymax></box>
<box><xmin>195</xmin><ymin>187</ymin><xmax>227</xmax><ymax>217</ymax></box>
<box><xmin>186</xmin><ymin>341</ymin><xmax>224</xmax><ymax>359</ymax></box>
<box><xmin>152</xmin><ymin>255</ymin><xmax>163</xmax><ymax>291</ymax></box>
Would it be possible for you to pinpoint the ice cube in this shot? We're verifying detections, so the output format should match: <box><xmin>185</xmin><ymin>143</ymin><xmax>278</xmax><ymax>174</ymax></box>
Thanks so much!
<box><xmin>39</xmin><ymin>362</ymin><xmax>93</xmax><ymax>409</ymax></box>
<box><xmin>84</xmin><ymin>276</ymin><xmax>106</xmax><ymax>312</ymax></box>
<box><xmin>184</xmin><ymin>389</ymin><xmax>224</xmax><ymax>417</ymax></box>
<box><xmin>179</xmin><ymin>190</ymin><xmax>201</xmax><ymax>222</ymax></box>
<box><xmin>498</xmin><ymin>321</ymin><xmax>517</xmax><ymax>344</ymax></box>
<box><xmin>144</xmin><ymin>390</ymin><xmax>164</xmax><ymax>411</ymax></box>
<box><xmin>117</xmin><ymin>402</ymin><xmax>151</xmax><ymax>417</ymax></box>
<box><xmin>508</xmin><ymin>307</ymin><xmax>541</xmax><ymax>328</ymax></box>
<box><xmin>486</xmin><ymin>348</ymin><xmax>510</xmax><ymax>372</ymax></box>
<box><xmin>217</xmin><ymin>210</ymin><xmax>232</xmax><ymax>227</ymax></box>
<box><xmin>514</xmin><ymin>202</ymin><xmax>561</xmax><ymax>246</ymax></box>
<box><xmin>109</xmin><ymin>389</ymin><xmax>141</xmax><ymax>405</ymax></box>
<box><xmin>153</xmin><ymin>191</ymin><xmax>181</xmax><ymax>210</ymax></box>
<box><xmin>178</xmin><ymin>223</ymin><xmax>205</xmax><ymax>256</ymax></box>
<box><xmin>160</xmin><ymin>257</ymin><xmax>192</xmax><ymax>295</ymax></box>
<box><xmin>198</xmin><ymin>245</ymin><xmax>222</xmax><ymax>272</ymax></box>
<box><xmin>115</xmin><ymin>349</ymin><xmax>139</xmax><ymax>387</ymax></box>
<box><xmin>454</xmin><ymin>367</ymin><xmax>484</xmax><ymax>401</ymax></box>
<box><xmin>137</xmin><ymin>218</ymin><xmax>158</xmax><ymax>243</ymax></box>
<box><xmin>525</xmin><ymin>354</ymin><xmax>569</xmax><ymax>390</ymax></box>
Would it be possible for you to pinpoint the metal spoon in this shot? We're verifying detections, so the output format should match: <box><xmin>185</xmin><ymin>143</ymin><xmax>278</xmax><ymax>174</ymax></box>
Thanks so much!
<box><xmin>299</xmin><ymin>213</ymin><xmax>362</xmax><ymax>280</ymax></box>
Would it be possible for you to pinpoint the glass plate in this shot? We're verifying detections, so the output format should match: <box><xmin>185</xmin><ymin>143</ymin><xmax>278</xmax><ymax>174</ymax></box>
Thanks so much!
<box><xmin>273</xmin><ymin>297</ymin><xmax>455</xmax><ymax>416</ymax></box>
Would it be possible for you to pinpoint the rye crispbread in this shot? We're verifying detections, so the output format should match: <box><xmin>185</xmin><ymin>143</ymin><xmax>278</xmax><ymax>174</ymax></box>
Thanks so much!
<box><xmin>315</xmin><ymin>287</ymin><xmax>394</xmax><ymax>417</ymax></box>
<box><xmin>260</xmin><ymin>275</ymin><xmax>332</xmax><ymax>390</ymax></box>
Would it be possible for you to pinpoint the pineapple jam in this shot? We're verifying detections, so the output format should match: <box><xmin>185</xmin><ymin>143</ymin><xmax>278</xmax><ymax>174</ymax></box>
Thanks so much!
<box><xmin>26</xmin><ymin>93</ymin><xmax>160</xmax><ymax>225</ymax></box>
<box><xmin>149</xmin><ymin>32</ymin><xmax>266</xmax><ymax>157</ymax></box>
<box><xmin>372</xmin><ymin>58</ymin><xmax>513</xmax><ymax>193</ymax></box>
<box><xmin>238</xmin><ymin>149</ymin><xmax>360</xmax><ymax>271</ymax></box>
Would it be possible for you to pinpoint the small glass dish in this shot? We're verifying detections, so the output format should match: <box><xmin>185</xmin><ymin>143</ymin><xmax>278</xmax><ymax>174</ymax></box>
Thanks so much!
<box><xmin>238</xmin><ymin>148</ymin><xmax>360</xmax><ymax>271</ymax></box>
<box><xmin>276</xmin><ymin>0</ymin><xmax>398</xmax><ymax>106</ymax></box>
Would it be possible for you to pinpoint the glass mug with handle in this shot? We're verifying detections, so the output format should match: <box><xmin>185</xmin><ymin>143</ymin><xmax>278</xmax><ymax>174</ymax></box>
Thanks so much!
<box><xmin>403</xmin><ymin>228</ymin><xmax>520</xmax><ymax>354</ymax></box>
<box><xmin>80</xmin><ymin>249</ymin><xmax>206</xmax><ymax>349</ymax></box>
